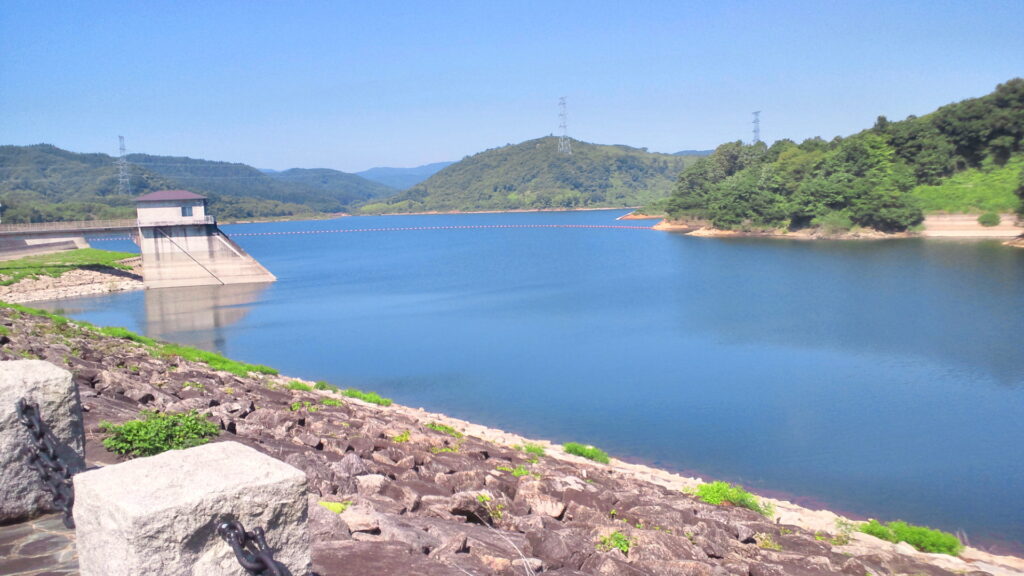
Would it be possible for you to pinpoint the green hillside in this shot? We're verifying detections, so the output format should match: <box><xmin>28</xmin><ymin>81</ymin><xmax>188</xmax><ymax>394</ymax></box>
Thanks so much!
<box><xmin>360</xmin><ymin>137</ymin><xmax>697</xmax><ymax>214</ymax></box>
<box><xmin>659</xmin><ymin>78</ymin><xmax>1024</xmax><ymax>232</ymax></box>
<box><xmin>356</xmin><ymin>161</ymin><xmax>454</xmax><ymax>190</ymax></box>
<box><xmin>0</xmin><ymin>145</ymin><xmax>392</xmax><ymax>223</ymax></box>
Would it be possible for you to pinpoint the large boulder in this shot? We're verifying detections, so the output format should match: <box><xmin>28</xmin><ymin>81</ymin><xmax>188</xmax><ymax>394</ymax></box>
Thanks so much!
<box><xmin>73</xmin><ymin>441</ymin><xmax>311</xmax><ymax>576</ymax></box>
<box><xmin>0</xmin><ymin>360</ymin><xmax>85</xmax><ymax>523</ymax></box>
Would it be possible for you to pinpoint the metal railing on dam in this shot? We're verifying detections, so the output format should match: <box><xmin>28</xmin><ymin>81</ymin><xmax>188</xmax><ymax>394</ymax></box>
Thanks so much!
<box><xmin>0</xmin><ymin>216</ymin><xmax>216</xmax><ymax>236</ymax></box>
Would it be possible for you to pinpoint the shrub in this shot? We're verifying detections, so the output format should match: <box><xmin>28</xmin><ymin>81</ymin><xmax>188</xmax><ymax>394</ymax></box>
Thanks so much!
<box><xmin>564</xmin><ymin>442</ymin><xmax>610</xmax><ymax>464</ymax></box>
<box><xmin>342</xmin><ymin>388</ymin><xmax>392</xmax><ymax>406</ymax></box>
<box><xmin>810</xmin><ymin>211</ymin><xmax>854</xmax><ymax>234</ymax></box>
<box><xmin>286</xmin><ymin>380</ymin><xmax>313</xmax><ymax>391</ymax></box>
<box><xmin>596</xmin><ymin>531</ymin><xmax>631</xmax><ymax>554</ymax></box>
<box><xmin>100</xmin><ymin>411</ymin><xmax>219</xmax><ymax>457</ymax></box>
<box><xmin>318</xmin><ymin>500</ymin><xmax>351</xmax><ymax>514</ymax></box>
<box><xmin>859</xmin><ymin>519</ymin><xmax>962</xmax><ymax>556</ymax></box>
<box><xmin>978</xmin><ymin>212</ymin><xmax>1001</xmax><ymax>227</ymax></box>
<box><xmin>693</xmin><ymin>481</ymin><xmax>773</xmax><ymax>518</ymax></box>
<box><xmin>425</xmin><ymin>422</ymin><xmax>463</xmax><ymax>438</ymax></box>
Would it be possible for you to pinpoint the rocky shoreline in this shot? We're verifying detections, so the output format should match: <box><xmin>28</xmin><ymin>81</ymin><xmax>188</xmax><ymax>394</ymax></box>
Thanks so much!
<box><xmin>0</xmin><ymin>259</ymin><xmax>144</xmax><ymax>304</ymax></box>
<box><xmin>1</xmin><ymin>305</ymin><xmax>1022</xmax><ymax>575</ymax></box>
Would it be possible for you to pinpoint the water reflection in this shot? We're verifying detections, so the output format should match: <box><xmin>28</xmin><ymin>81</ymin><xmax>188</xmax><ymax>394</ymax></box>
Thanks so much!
<box><xmin>142</xmin><ymin>283</ymin><xmax>269</xmax><ymax>352</ymax></box>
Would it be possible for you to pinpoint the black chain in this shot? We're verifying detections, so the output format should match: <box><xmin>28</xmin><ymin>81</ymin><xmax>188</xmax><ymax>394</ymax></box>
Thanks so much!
<box><xmin>15</xmin><ymin>399</ymin><xmax>76</xmax><ymax>529</ymax></box>
<box><xmin>217</xmin><ymin>520</ymin><xmax>286</xmax><ymax>576</ymax></box>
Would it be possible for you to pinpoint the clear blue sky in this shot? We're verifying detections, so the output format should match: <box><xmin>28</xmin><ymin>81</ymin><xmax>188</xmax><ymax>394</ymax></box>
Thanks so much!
<box><xmin>2</xmin><ymin>1</ymin><xmax>1021</xmax><ymax>172</ymax></box>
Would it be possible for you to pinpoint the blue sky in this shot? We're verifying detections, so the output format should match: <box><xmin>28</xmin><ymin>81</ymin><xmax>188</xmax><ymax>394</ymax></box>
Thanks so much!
<box><xmin>1</xmin><ymin>1</ymin><xmax>1021</xmax><ymax>172</ymax></box>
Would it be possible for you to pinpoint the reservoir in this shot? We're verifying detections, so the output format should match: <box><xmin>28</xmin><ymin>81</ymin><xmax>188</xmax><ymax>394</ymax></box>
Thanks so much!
<box><xmin>38</xmin><ymin>209</ymin><xmax>1024</xmax><ymax>552</ymax></box>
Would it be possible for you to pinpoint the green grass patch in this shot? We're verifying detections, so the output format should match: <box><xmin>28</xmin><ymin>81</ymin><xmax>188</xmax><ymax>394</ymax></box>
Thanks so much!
<box><xmin>859</xmin><ymin>519</ymin><xmax>962</xmax><ymax>556</ymax></box>
<box><xmin>319</xmin><ymin>397</ymin><xmax>342</xmax><ymax>407</ymax></box>
<box><xmin>159</xmin><ymin>343</ymin><xmax>278</xmax><ymax>378</ymax></box>
<box><xmin>289</xmin><ymin>401</ymin><xmax>317</xmax><ymax>412</ymax></box>
<box><xmin>342</xmin><ymin>388</ymin><xmax>392</xmax><ymax>406</ymax></box>
<box><xmin>425</xmin><ymin>422</ymin><xmax>463</xmax><ymax>438</ymax></box>
<box><xmin>912</xmin><ymin>155</ymin><xmax>1024</xmax><ymax>213</ymax></box>
<box><xmin>0</xmin><ymin>301</ymin><xmax>71</xmax><ymax>325</ymax></box>
<box><xmin>100</xmin><ymin>410</ymin><xmax>219</xmax><ymax>457</ymax></box>
<box><xmin>0</xmin><ymin>248</ymin><xmax>136</xmax><ymax>286</ymax></box>
<box><xmin>515</xmin><ymin>443</ymin><xmax>545</xmax><ymax>456</ymax></box>
<box><xmin>286</xmin><ymin>380</ymin><xmax>313</xmax><ymax>391</ymax></box>
<box><xmin>318</xmin><ymin>500</ymin><xmax>352</xmax><ymax>514</ymax></box>
<box><xmin>392</xmin><ymin>430</ymin><xmax>410</xmax><ymax>443</ymax></box>
<box><xmin>692</xmin><ymin>481</ymin><xmax>774</xmax><ymax>518</ymax></box>
<box><xmin>495</xmin><ymin>464</ymin><xmax>532</xmax><ymax>477</ymax></box>
<box><xmin>313</xmin><ymin>381</ymin><xmax>332</xmax><ymax>390</ymax></box>
<box><xmin>564</xmin><ymin>442</ymin><xmax>610</xmax><ymax>464</ymax></box>
<box><xmin>97</xmin><ymin>326</ymin><xmax>158</xmax><ymax>347</ymax></box>
<box><xmin>596</xmin><ymin>531</ymin><xmax>631</xmax><ymax>554</ymax></box>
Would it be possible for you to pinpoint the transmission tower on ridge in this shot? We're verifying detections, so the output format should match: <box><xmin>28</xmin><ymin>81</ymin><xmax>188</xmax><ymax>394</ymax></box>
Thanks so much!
<box><xmin>558</xmin><ymin>97</ymin><xmax>572</xmax><ymax>155</ymax></box>
<box><xmin>116</xmin><ymin>135</ymin><xmax>131</xmax><ymax>195</ymax></box>
<box><xmin>752</xmin><ymin>111</ymin><xmax>761</xmax><ymax>144</ymax></box>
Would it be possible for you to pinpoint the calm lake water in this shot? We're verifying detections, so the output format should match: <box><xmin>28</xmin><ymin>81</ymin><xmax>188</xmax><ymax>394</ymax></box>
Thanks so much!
<box><xmin>40</xmin><ymin>210</ymin><xmax>1024</xmax><ymax>552</ymax></box>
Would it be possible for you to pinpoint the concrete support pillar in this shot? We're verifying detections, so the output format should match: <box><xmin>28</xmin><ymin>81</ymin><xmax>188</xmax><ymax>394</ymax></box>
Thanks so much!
<box><xmin>0</xmin><ymin>360</ymin><xmax>85</xmax><ymax>523</ymax></box>
<box><xmin>73</xmin><ymin>441</ymin><xmax>311</xmax><ymax>576</ymax></box>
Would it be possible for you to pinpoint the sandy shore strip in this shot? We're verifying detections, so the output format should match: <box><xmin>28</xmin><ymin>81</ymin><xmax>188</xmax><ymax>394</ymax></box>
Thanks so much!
<box><xmin>0</xmin><ymin>262</ymin><xmax>145</xmax><ymax>304</ymax></box>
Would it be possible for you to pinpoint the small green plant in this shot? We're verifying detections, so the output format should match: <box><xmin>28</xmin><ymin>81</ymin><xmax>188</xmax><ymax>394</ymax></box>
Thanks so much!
<box><xmin>609</xmin><ymin>509</ymin><xmax>618</xmax><ymax>518</ymax></box>
<box><xmin>392</xmin><ymin>430</ymin><xmax>411</xmax><ymax>443</ymax></box>
<box><xmin>516</xmin><ymin>443</ymin><xmax>545</xmax><ymax>457</ymax></box>
<box><xmin>425</xmin><ymin>421</ymin><xmax>463</xmax><ymax>438</ymax></box>
<box><xmin>596</xmin><ymin>531</ymin><xmax>631</xmax><ymax>554</ymax></box>
<box><xmin>100</xmin><ymin>410</ymin><xmax>219</xmax><ymax>457</ymax></box>
<box><xmin>319</xmin><ymin>397</ymin><xmax>342</xmax><ymax>407</ymax></box>
<box><xmin>313</xmin><ymin>381</ymin><xmax>332</xmax><ymax>390</ymax></box>
<box><xmin>978</xmin><ymin>212</ymin><xmax>1001</xmax><ymax>227</ymax></box>
<box><xmin>342</xmin><ymin>388</ymin><xmax>392</xmax><ymax>406</ymax></box>
<box><xmin>318</xmin><ymin>500</ymin><xmax>351</xmax><ymax>514</ymax></box>
<box><xmin>0</xmin><ymin>325</ymin><xmax>10</xmax><ymax>336</ymax></box>
<box><xmin>859</xmin><ymin>519</ymin><xmax>962</xmax><ymax>556</ymax></box>
<box><xmin>223</xmin><ymin>387</ymin><xmax>235</xmax><ymax>395</ymax></box>
<box><xmin>475</xmin><ymin>493</ymin><xmax>505</xmax><ymax>520</ymax></box>
<box><xmin>564</xmin><ymin>442</ymin><xmax>610</xmax><ymax>464</ymax></box>
<box><xmin>286</xmin><ymin>380</ymin><xmax>313</xmax><ymax>391</ymax></box>
<box><xmin>755</xmin><ymin>533</ymin><xmax>782</xmax><ymax>551</ymax></box>
<box><xmin>429</xmin><ymin>445</ymin><xmax>458</xmax><ymax>454</ymax></box>
<box><xmin>495</xmin><ymin>464</ymin><xmax>531</xmax><ymax>477</ymax></box>
<box><xmin>182</xmin><ymin>381</ymin><xmax>205</xmax><ymax>390</ymax></box>
<box><xmin>692</xmin><ymin>481</ymin><xmax>773</xmax><ymax>518</ymax></box>
<box><xmin>289</xmin><ymin>401</ymin><xmax>317</xmax><ymax>412</ymax></box>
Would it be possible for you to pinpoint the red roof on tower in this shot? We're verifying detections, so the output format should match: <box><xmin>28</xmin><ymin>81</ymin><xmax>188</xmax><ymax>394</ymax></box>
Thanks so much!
<box><xmin>135</xmin><ymin>190</ymin><xmax>207</xmax><ymax>203</ymax></box>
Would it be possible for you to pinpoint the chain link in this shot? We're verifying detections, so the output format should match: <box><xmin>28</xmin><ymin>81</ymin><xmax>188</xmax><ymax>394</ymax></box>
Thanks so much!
<box><xmin>15</xmin><ymin>399</ymin><xmax>76</xmax><ymax>529</ymax></box>
<box><xmin>218</xmin><ymin>520</ymin><xmax>286</xmax><ymax>576</ymax></box>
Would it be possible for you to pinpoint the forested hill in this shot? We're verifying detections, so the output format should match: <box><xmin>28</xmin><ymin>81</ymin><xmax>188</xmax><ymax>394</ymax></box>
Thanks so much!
<box><xmin>659</xmin><ymin>78</ymin><xmax>1024</xmax><ymax>232</ymax></box>
<box><xmin>0</xmin><ymin>145</ymin><xmax>395</xmax><ymax>223</ymax></box>
<box><xmin>359</xmin><ymin>137</ymin><xmax>698</xmax><ymax>214</ymax></box>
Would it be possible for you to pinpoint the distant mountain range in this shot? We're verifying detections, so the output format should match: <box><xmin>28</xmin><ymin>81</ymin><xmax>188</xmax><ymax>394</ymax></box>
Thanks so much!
<box><xmin>360</xmin><ymin>136</ymin><xmax>702</xmax><ymax>214</ymax></box>
<box><xmin>0</xmin><ymin>145</ymin><xmax>395</xmax><ymax>223</ymax></box>
<box><xmin>674</xmin><ymin>149</ymin><xmax>713</xmax><ymax>156</ymax></box>
<box><xmin>356</xmin><ymin>162</ymin><xmax>454</xmax><ymax>190</ymax></box>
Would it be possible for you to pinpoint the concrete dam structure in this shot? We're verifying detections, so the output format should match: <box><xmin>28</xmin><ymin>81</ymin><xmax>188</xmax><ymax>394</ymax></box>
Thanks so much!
<box><xmin>133</xmin><ymin>190</ymin><xmax>276</xmax><ymax>288</ymax></box>
<box><xmin>0</xmin><ymin>190</ymin><xmax>276</xmax><ymax>289</ymax></box>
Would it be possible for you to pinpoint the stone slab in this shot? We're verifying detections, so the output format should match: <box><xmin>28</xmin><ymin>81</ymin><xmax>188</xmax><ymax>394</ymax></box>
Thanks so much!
<box><xmin>73</xmin><ymin>441</ymin><xmax>310</xmax><ymax>576</ymax></box>
<box><xmin>0</xmin><ymin>360</ymin><xmax>85</xmax><ymax>523</ymax></box>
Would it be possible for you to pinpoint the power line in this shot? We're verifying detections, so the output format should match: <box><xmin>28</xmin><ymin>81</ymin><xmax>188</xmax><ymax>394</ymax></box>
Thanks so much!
<box><xmin>116</xmin><ymin>136</ymin><xmax>131</xmax><ymax>195</ymax></box>
<box><xmin>558</xmin><ymin>97</ymin><xmax>572</xmax><ymax>155</ymax></box>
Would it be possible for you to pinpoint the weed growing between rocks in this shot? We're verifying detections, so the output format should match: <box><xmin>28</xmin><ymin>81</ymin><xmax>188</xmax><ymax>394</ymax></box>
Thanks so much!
<box><xmin>392</xmin><ymin>430</ymin><xmax>411</xmax><ymax>443</ymax></box>
<box><xmin>320</xmin><ymin>398</ymin><xmax>342</xmax><ymax>407</ymax></box>
<box><xmin>318</xmin><ymin>501</ymin><xmax>352</xmax><ymax>514</ymax></box>
<box><xmin>100</xmin><ymin>410</ymin><xmax>219</xmax><ymax>457</ymax></box>
<box><xmin>859</xmin><ymin>519</ymin><xmax>963</xmax><ymax>556</ymax></box>
<box><xmin>426</xmin><ymin>421</ymin><xmax>463</xmax><ymax>438</ymax></box>
<box><xmin>515</xmin><ymin>443</ymin><xmax>545</xmax><ymax>457</ymax></box>
<box><xmin>690</xmin><ymin>481</ymin><xmax>775</xmax><ymax>518</ymax></box>
<box><xmin>596</xmin><ymin>531</ymin><xmax>631</xmax><ymax>554</ymax></box>
<box><xmin>342</xmin><ymin>387</ymin><xmax>392</xmax><ymax>406</ymax></box>
<box><xmin>755</xmin><ymin>533</ymin><xmax>782</xmax><ymax>550</ymax></box>
<box><xmin>564</xmin><ymin>442</ymin><xmax>610</xmax><ymax>464</ymax></box>
<box><xmin>287</xmin><ymin>380</ymin><xmax>313</xmax><ymax>391</ymax></box>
